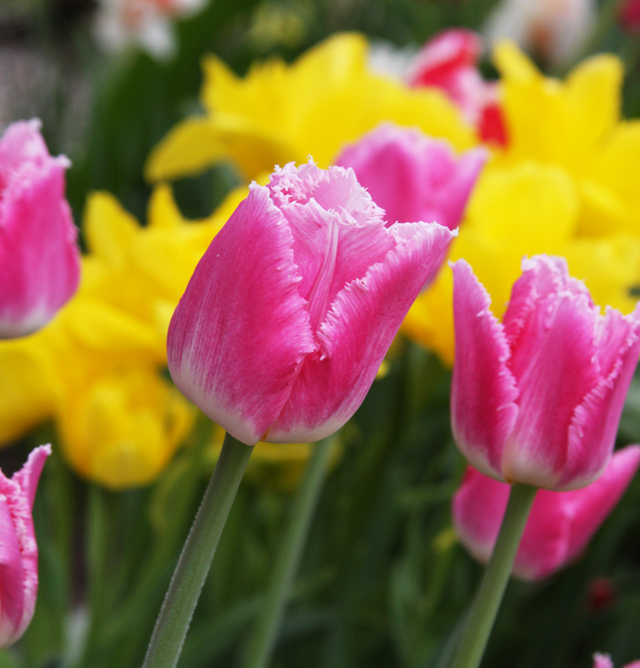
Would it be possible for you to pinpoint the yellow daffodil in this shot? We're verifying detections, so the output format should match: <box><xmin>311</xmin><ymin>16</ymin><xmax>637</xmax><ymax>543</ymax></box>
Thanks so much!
<box><xmin>492</xmin><ymin>42</ymin><xmax>640</xmax><ymax>238</ymax></box>
<box><xmin>145</xmin><ymin>32</ymin><xmax>475</xmax><ymax>182</ymax></box>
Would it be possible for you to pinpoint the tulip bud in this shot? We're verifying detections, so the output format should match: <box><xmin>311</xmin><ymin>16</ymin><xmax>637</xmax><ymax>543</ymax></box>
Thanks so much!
<box><xmin>0</xmin><ymin>445</ymin><xmax>50</xmax><ymax>647</ymax></box>
<box><xmin>336</xmin><ymin>124</ymin><xmax>487</xmax><ymax>233</ymax></box>
<box><xmin>451</xmin><ymin>256</ymin><xmax>640</xmax><ymax>490</ymax></box>
<box><xmin>453</xmin><ymin>446</ymin><xmax>640</xmax><ymax>581</ymax></box>
<box><xmin>0</xmin><ymin>120</ymin><xmax>80</xmax><ymax>339</ymax></box>
<box><xmin>168</xmin><ymin>160</ymin><xmax>455</xmax><ymax>445</ymax></box>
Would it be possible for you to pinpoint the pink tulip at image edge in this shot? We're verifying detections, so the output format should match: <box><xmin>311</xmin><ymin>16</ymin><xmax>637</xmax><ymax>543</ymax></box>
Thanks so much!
<box><xmin>168</xmin><ymin>160</ymin><xmax>456</xmax><ymax>445</ymax></box>
<box><xmin>453</xmin><ymin>446</ymin><xmax>640</xmax><ymax>581</ymax></box>
<box><xmin>451</xmin><ymin>256</ymin><xmax>640</xmax><ymax>490</ymax></box>
<box><xmin>0</xmin><ymin>120</ymin><xmax>80</xmax><ymax>339</ymax></box>
<box><xmin>0</xmin><ymin>446</ymin><xmax>50</xmax><ymax>647</ymax></box>
<box><xmin>336</xmin><ymin>124</ymin><xmax>487</xmax><ymax>233</ymax></box>
<box><xmin>594</xmin><ymin>653</ymin><xmax>640</xmax><ymax>668</ymax></box>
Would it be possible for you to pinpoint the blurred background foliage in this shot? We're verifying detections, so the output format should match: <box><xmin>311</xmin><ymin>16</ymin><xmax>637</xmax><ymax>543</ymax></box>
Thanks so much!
<box><xmin>1</xmin><ymin>1</ymin><xmax>640</xmax><ymax>667</ymax></box>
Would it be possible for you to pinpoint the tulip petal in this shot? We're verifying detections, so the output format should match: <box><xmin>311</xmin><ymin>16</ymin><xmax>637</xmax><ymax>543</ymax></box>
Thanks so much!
<box><xmin>267</xmin><ymin>221</ymin><xmax>455</xmax><ymax>442</ymax></box>
<box><xmin>0</xmin><ymin>120</ymin><xmax>49</xmax><ymax>173</ymax></box>
<box><xmin>336</xmin><ymin>123</ymin><xmax>487</xmax><ymax>230</ymax></box>
<box><xmin>501</xmin><ymin>257</ymin><xmax>602</xmax><ymax>487</ymax></box>
<box><xmin>0</xmin><ymin>155</ymin><xmax>80</xmax><ymax>337</ymax></box>
<box><xmin>561</xmin><ymin>309</ymin><xmax>640</xmax><ymax>488</ymax></box>
<box><xmin>272</xmin><ymin>164</ymin><xmax>394</xmax><ymax>331</ymax></box>
<box><xmin>450</xmin><ymin>260</ymin><xmax>519</xmax><ymax>479</ymax></box>
<box><xmin>168</xmin><ymin>184</ymin><xmax>316</xmax><ymax>445</ymax></box>
<box><xmin>13</xmin><ymin>444</ymin><xmax>52</xmax><ymax>509</ymax></box>
<box><xmin>502</xmin><ymin>255</ymin><xmax>592</xmax><ymax>349</ymax></box>
<box><xmin>0</xmin><ymin>494</ymin><xmax>25</xmax><ymax>646</ymax></box>
<box><xmin>516</xmin><ymin>447</ymin><xmax>640</xmax><ymax>579</ymax></box>
<box><xmin>453</xmin><ymin>447</ymin><xmax>640</xmax><ymax>581</ymax></box>
<box><xmin>452</xmin><ymin>467</ymin><xmax>510</xmax><ymax>566</ymax></box>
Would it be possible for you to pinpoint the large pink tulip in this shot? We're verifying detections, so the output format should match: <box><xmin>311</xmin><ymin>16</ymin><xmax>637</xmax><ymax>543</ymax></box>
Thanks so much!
<box><xmin>451</xmin><ymin>256</ymin><xmax>640</xmax><ymax>490</ymax></box>
<box><xmin>452</xmin><ymin>446</ymin><xmax>640</xmax><ymax>581</ymax></box>
<box><xmin>594</xmin><ymin>654</ymin><xmax>640</xmax><ymax>668</ymax></box>
<box><xmin>0</xmin><ymin>445</ymin><xmax>51</xmax><ymax>647</ymax></box>
<box><xmin>0</xmin><ymin>120</ymin><xmax>80</xmax><ymax>338</ymax></box>
<box><xmin>336</xmin><ymin>124</ymin><xmax>486</xmax><ymax>232</ymax></box>
<box><xmin>168</xmin><ymin>160</ymin><xmax>455</xmax><ymax>445</ymax></box>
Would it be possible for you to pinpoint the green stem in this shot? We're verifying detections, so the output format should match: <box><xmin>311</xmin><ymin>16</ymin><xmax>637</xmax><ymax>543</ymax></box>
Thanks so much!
<box><xmin>242</xmin><ymin>436</ymin><xmax>335</xmax><ymax>668</ymax></box>
<box><xmin>142</xmin><ymin>433</ymin><xmax>252</xmax><ymax>668</ymax></box>
<box><xmin>449</xmin><ymin>483</ymin><xmax>537</xmax><ymax>668</ymax></box>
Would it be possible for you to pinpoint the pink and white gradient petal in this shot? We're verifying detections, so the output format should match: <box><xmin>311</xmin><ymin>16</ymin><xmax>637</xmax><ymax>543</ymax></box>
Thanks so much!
<box><xmin>453</xmin><ymin>447</ymin><xmax>640</xmax><ymax>581</ymax></box>
<box><xmin>0</xmin><ymin>122</ymin><xmax>80</xmax><ymax>339</ymax></box>
<box><xmin>267</xmin><ymin>222</ymin><xmax>455</xmax><ymax>442</ymax></box>
<box><xmin>451</xmin><ymin>260</ymin><xmax>519</xmax><ymax>479</ymax></box>
<box><xmin>0</xmin><ymin>445</ymin><xmax>50</xmax><ymax>647</ymax></box>
<box><xmin>168</xmin><ymin>184</ymin><xmax>316</xmax><ymax>445</ymax></box>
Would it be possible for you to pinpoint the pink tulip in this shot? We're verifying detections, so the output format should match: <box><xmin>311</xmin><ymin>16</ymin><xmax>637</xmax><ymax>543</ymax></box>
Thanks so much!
<box><xmin>335</xmin><ymin>124</ymin><xmax>487</xmax><ymax>232</ymax></box>
<box><xmin>0</xmin><ymin>120</ymin><xmax>80</xmax><ymax>338</ymax></box>
<box><xmin>168</xmin><ymin>161</ymin><xmax>455</xmax><ymax>445</ymax></box>
<box><xmin>0</xmin><ymin>445</ymin><xmax>51</xmax><ymax>647</ymax></box>
<box><xmin>594</xmin><ymin>654</ymin><xmax>640</xmax><ymax>668</ymax></box>
<box><xmin>453</xmin><ymin>446</ymin><xmax>640</xmax><ymax>581</ymax></box>
<box><xmin>451</xmin><ymin>256</ymin><xmax>640</xmax><ymax>490</ymax></box>
<box><xmin>407</xmin><ymin>29</ymin><xmax>507</xmax><ymax>146</ymax></box>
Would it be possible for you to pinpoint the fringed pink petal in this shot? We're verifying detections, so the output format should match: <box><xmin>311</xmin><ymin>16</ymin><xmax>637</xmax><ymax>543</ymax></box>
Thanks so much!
<box><xmin>0</xmin><ymin>120</ymin><xmax>49</xmax><ymax>176</ymax></box>
<box><xmin>501</xmin><ymin>258</ymin><xmax>602</xmax><ymax>488</ymax></box>
<box><xmin>167</xmin><ymin>183</ymin><xmax>316</xmax><ymax>445</ymax></box>
<box><xmin>502</xmin><ymin>255</ymin><xmax>593</xmax><ymax>351</ymax></box>
<box><xmin>0</xmin><ymin>494</ymin><xmax>25</xmax><ymax>647</ymax></box>
<box><xmin>502</xmin><ymin>291</ymin><xmax>601</xmax><ymax>487</ymax></box>
<box><xmin>451</xmin><ymin>260</ymin><xmax>519</xmax><ymax>480</ymax></box>
<box><xmin>13</xmin><ymin>445</ymin><xmax>51</xmax><ymax>509</ymax></box>
<box><xmin>266</xmin><ymin>221</ymin><xmax>455</xmax><ymax>442</ymax></box>
<box><xmin>560</xmin><ymin>305</ymin><xmax>640</xmax><ymax>488</ymax></box>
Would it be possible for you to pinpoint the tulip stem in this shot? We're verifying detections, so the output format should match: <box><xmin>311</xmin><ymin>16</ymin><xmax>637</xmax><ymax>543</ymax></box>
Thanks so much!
<box><xmin>142</xmin><ymin>432</ymin><xmax>252</xmax><ymax>668</ymax></box>
<box><xmin>449</xmin><ymin>483</ymin><xmax>537</xmax><ymax>668</ymax></box>
<box><xmin>242</xmin><ymin>436</ymin><xmax>335</xmax><ymax>668</ymax></box>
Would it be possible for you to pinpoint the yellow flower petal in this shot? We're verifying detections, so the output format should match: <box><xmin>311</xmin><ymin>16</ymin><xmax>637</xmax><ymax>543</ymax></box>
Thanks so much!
<box><xmin>145</xmin><ymin>118</ymin><xmax>234</xmax><ymax>182</ymax></box>
<box><xmin>564</xmin><ymin>233</ymin><xmax>640</xmax><ymax>315</ymax></box>
<box><xmin>148</xmin><ymin>32</ymin><xmax>475</xmax><ymax>182</ymax></box>
<box><xmin>57</xmin><ymin>368</ymin><xmax>194</xmax><ymax>489</ymax></box>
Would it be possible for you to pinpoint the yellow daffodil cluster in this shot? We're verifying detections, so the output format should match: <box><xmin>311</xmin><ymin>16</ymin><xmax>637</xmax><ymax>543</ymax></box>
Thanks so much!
<box><xmin>148</xmin><ymin>33</ymin><xmax>640</xmax><ymax>365</ymax></box>
<box><xmin>0</xmin><ymin>186</ymin><xmax>239</xmax><ymax>488</ymax></box>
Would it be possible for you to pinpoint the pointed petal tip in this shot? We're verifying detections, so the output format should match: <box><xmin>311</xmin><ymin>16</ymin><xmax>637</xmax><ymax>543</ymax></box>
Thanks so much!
<box><xmin>13</xmin><ymin>445</ymin><xmax>51</xmax><ymax>508</ymax></box>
